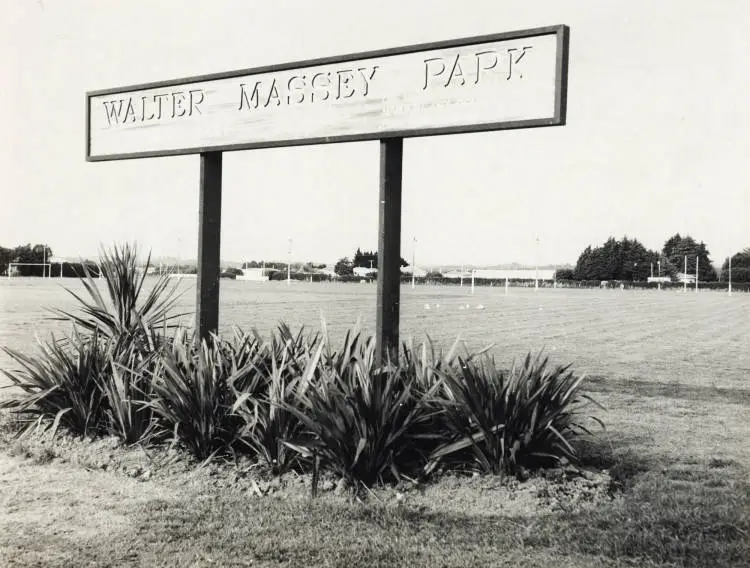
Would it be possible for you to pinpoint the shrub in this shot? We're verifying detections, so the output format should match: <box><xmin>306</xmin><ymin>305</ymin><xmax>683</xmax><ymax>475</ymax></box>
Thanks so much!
<box><xmin>427</xmin><ymin>352</ymin><xmax>602</xmax><ymax>476</ymax></box>
<box><xmin>0</xmin><ymin>242</ymin><xmax>176</xmax><ymax>444</ymax></box>
<box><xmin>232</xmin><ymin>325</ymin><xmax>321</xmax><ymax>473</ymax></box>
<box><xmin>50</xmin><ymin>243</ymin><xmax>183</xmax><ymax>357</ymax></box>
<box><xmin>283</xmin><ymin>329</ymin><xmax>441</xmax><ymax>489</ymax></box>
<box><xmin>146</xmin><ymin>331</ymin><xmax>247</xmax><ymax>460</ymax></box>
<box><xmin>1</xmin><ymin>329</ymin><xmax>110</xmax><ymax>438</ymax></box>
<box><xmin>216</xmin><ymin>327</ymin><xmax>267</xmax><ymax>391</ymax></box>
<box><xmin>100</xmin><ymin>338</ymin><xmax>160</xmax><ymax>444</ymax></box>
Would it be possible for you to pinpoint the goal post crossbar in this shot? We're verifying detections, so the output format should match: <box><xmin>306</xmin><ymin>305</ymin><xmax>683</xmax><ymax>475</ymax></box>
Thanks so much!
<box><xmin>7</xmin><ymin>262</ymin><xmax>57</xmax><ymax>278</ymax></box>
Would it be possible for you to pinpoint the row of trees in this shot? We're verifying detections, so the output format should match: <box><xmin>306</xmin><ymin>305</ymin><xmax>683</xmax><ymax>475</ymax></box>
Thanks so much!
<box><xmin>0</xmin><ymin>244</ymin><xmax>53</xmax><ymax>276</ymax></box>
<box><xmin>334</xmin><ymin>248</ymin><xmax>410</xmax><ymax>276</ymax></box>
<box><xmin>720</xmin><ymin>248</ymin><xmax>750</xmax><ymax>283</ymax></box>
<box><xmin>568</xmin><ymin>234</ymin><xmax>750</xmax><ymax>282</ymax></box>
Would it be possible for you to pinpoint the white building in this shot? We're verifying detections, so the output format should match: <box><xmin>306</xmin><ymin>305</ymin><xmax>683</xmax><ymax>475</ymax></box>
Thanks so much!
<box><xmin>400</xmin><ymin>266</ymin><xmax>427</xmax><ymax>277</ymax></box>
<box><xmin>236</xmin><ymin>268</ymin><xmax>269</xmax><ymax>281</ymax></box>
<box><xmin>353</xmin><ymin>266</ymin><xmax>377</xmax><ymax>277</ymax></box>
<box><xmin>445</xmin><ymin>268</ymin><xmax>555</xmax><ymax>281</ymax></box>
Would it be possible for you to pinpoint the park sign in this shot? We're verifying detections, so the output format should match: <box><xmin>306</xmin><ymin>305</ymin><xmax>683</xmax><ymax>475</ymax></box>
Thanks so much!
<box><xmin>85</xmin><ymin>25</ymin><xmax>569</xmax><ymax>362</ymax></box>
<box><xmin>86</xmin><ymin>26</ymin><xmax>568</xmax><ymax>160</ymax></box>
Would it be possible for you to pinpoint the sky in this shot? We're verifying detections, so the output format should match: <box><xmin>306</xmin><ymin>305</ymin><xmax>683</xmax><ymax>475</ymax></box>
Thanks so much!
<box><xmin>1</xmin><ymin>0</ymin><xmax>748</xmax><ymax>268</ymax></box>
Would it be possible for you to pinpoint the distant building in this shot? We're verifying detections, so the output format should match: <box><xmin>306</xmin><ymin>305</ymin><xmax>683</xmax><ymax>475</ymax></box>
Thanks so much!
<box><xmin>443</xmin><ymin>270</ymin><xmax>469</xmax><ymax>279</ymax></box>
<box><xmin>400</xmin><ymin>266</ymin><xmax>427</xmax><ymax>277</ymax></box>
<box><xmin>353</xmin><ymin>266</ymin><xmax>377</xmax><ymax>277</ymax></box>
<box><xmin>445</xmin><ymin>268</ymin><xmax>555</xmax><ymax>281</ymax></box>
<box><xmin>236</xmin><ymin>268</ymin><xmax>269</xmax><ymax>281</ymax></box>
<box><xmin>647</xmin><ymin>276</ymin><xmax>672</xmax><ymax>283</ymax></box>
<box><xmin>676</xmin><ymin>273</ymin><xmax>696</xmax><ymax>283</ymax></box>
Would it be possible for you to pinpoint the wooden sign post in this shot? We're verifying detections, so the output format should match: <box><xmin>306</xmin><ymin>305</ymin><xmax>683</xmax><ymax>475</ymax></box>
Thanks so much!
<box><xmin>376</xmin><ymin>138</ymin><xmax>403</xmax><ymax>364</ymax></box>
<box><xmin>197</xmin><ymin>152</ymin><xmax>222</xmax><ymax>340</ymax></box>
<box><xmin>86</xmin><ymin>25</ymin><xmax>569</xmax><ymax>356</ymax></box>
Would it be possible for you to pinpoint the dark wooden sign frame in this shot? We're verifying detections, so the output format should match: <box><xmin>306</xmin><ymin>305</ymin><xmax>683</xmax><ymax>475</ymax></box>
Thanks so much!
<box><xmin>85</xmin><ymin>25</ymin><xmax>569</xmax><ymax>362</ymax></box>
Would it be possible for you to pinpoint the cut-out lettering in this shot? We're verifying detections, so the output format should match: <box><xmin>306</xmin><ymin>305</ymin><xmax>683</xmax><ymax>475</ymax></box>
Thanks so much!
<box><xmin>506</xmin><ymin>46</ymin><xmax>532</xmax><ymax>80</ymax></box>
<box><xmin>188</xmin><ymin>90</ymin><xmax>204</xmax><ymax>115</ymax></box>
<box><xmin>357</xmin><ymin>66</ymin><xmax>378</xmax><ymax>96</ymax></box>
<box><xmin>474</xmin><ymin>51</ymin><xmax>498</xmax><ymax>84</ymax></box>
<box><xmin>423</xmin><ymin>58</ymin><xmax>446</xmax><ymax>89</ymax></box>
<box><xmin>172</xmin><ymin>91</ymin><xmax>187</xmax><ymax>118</ymax></box>
<box><xmin>239</xmin><ymin>82</ymin><xmax>262</xmax><ymax>110</ymax></box>
<box><xmin>444</xmin><ymin>54</ymin><xmax>466</xmax><ymax>87</ymax></box>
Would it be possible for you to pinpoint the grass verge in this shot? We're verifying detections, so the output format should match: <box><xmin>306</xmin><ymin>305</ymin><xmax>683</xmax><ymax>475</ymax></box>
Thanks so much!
<box><xmin>1</xmin><ymin>403</ymin><xmax>748</xmax><ymax>568</ymax></box>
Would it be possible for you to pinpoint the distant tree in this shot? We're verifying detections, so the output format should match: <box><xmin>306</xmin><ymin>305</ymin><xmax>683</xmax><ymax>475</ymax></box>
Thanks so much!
<box><xmin>0</xmin><ymin>246</ymin><xmax>10</xmax><ymax>276</ymax></box>
<box><xmin>662</xmin><ymin>233</ymin><xmax>683</xmax><ymax>262</ymax></box>
<box><xmin>351</xmin><ymin>248</ymin><xmax>409</xmax><ymax>269</ymax></box>
<box><xmin>661</xmin><ymin>233</ymin><xmax>717</xmax><ymax>281</ymax></box>
<box><xmin>555</xmin><ymin>268</ymin><xmax>576</xmax><ymax>280</ymax></box>
<box><xmin>574</xmin><ymin>236</ymin><xmax>659</xmax><ymax>281</ymax></box>
<box><xmin>334</xmin><ymin>257</ymin><xmax>354</xmax><ymax>276</ymax></box>
<box><xmin>721</xmin><ymin>247</ymin><xmax>750</xmax><ymax>283</ymax></box>
<box><xmin>353</xmin><ymin>248</ymin><xmax>377</xmax><ymax>269</ymax></box>
<box><xmin>573</xmin><ymin>246</ymin><xmax>593</xmax><ymax>280</ymax></box>
<box><xmin>1</xmin><ymin>243</ymin><xmax>53</xmax><ymax>276</ymax></box>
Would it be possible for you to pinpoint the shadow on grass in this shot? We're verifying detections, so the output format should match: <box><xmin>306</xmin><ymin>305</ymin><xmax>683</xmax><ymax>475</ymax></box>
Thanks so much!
<box><xmin>526</xmin><ymin>467</ymin><xmax>750</xmax><ymax>568</ymax></box>
<box><xmin>562</xmin><ymin>434</ymin><xmax>750</xmax><ymax>567</ymax></box>
<box><xmin>584</xmin><ymin>376</ymin><xmax>750</xmax><ymax>406</ymax></box>
<box><xmin>2</xmin><ymin>446</ymin><xmax>748</xmax><ymax>568</ymax></box>
<box><xmin>123</xmin><ymin>469</ymin><xmax>748</xmax><ymax>568</ymax></box>
<box><xmin>576</xmin><ymin>435</ymin><xmax>654</xmax><ymax>492</ymax></box>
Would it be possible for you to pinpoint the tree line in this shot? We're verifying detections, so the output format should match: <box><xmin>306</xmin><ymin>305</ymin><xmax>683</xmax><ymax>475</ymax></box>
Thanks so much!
<box><xmin>7</xmin><ymin>239</ymin><xmax>748</xmax><ymax>283</ymax></box>
<box><xmin>1</xmin><ymin>244</ymin><xmax>53</xmax><ymax>276</ymax></box>
<box><xmin>1</xmin><ymin>243</ymin><xmax>104</xmax><ymax>278</ymax></box>
<box><xmin>334</xmin><ymin>248</ymin><xmax>409</xmax><ymax>276</ymax></box>
<box><xmin>561</xmin><ymin>234</ymin><xmax>750</xmax><ymax>282</ymax></box>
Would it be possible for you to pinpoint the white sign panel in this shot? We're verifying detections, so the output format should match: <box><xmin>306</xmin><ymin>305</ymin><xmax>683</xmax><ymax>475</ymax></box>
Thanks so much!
<box><xmin>87</xmin><ymin>26</ymin><xmax>568</xmax><ymax>160</ymax></box>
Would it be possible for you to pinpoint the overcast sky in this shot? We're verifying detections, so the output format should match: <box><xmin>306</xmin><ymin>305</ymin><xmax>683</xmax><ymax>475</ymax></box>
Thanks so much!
<box><xmin>1</xmin><ymin>0</ymin><xmax>748</xmax><ymax>267</ymax></box>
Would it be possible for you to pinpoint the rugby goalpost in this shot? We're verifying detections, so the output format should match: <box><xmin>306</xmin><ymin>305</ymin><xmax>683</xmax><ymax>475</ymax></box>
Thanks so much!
<box><xmin>7</xmin><ymin>261</ymin><xmax>104</xmax><ymax>279</ymax></box>
<box><xmin>7</xmin><ymin>262</ymin><xmax>53</xmax><ymax>279</ymax></box>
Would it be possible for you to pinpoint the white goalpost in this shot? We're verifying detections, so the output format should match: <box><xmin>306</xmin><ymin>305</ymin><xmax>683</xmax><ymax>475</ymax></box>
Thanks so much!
<box><xmin>7</xmin><ymin>262</ymin><xmax>54</xmax><ymax>278</ymax></box>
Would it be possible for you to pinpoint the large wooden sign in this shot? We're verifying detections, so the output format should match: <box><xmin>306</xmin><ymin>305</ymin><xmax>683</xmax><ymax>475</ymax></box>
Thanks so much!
<box><xmin>85</xmin><ymin>24</ymin><xmax>569</xmax><ymax>361</ymax></box>
<box><xmin>86</xmin><ymin>26</ymin><xmax>568</xmax><ymax>161</ymax></box>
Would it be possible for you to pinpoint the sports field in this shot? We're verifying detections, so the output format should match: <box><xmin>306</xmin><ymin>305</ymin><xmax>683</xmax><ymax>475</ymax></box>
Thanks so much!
<box><xmin>1</xmin><ymin>278</ymin><xmax>748</xmax><ymax>391</ymax></box>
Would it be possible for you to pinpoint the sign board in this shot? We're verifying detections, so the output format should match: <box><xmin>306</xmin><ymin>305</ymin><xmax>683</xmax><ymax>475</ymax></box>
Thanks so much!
<box><xmin>86</xmin><ymin>25</ymin><xmax>568</xmax><ymax>161</ymax></box>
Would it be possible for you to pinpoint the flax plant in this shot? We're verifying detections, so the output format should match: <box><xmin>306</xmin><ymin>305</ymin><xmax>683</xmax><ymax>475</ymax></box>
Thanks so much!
<box><xmin>283</xmin><ymin>326</ymin><xmax>441</xmax><ymax>489</ymax></box>
<box><xmin>50</xmin><ymin>243</ymin><xmax>184</xmax><ymax>356</ymax></box>
<box><xmin>1</xmin><ymin>329</ymin><xmax>110</xmax><ymax>438</ymax></box>
<box><xmin>428</xmin><ymin>352</ymin><xmax>603</xmax><ymax>476</ymax></box>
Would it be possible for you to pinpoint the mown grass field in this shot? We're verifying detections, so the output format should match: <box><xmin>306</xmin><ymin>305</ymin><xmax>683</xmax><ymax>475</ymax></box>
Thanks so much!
<box><xmin>2</xmin><ymin>278</ymin><xmax>748</xmax><ymax>390</ymax></box>
<box><xmin>1</xmin><ymin>278</ymin><xmax>749</xmax><ymax>567</ymax></box>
